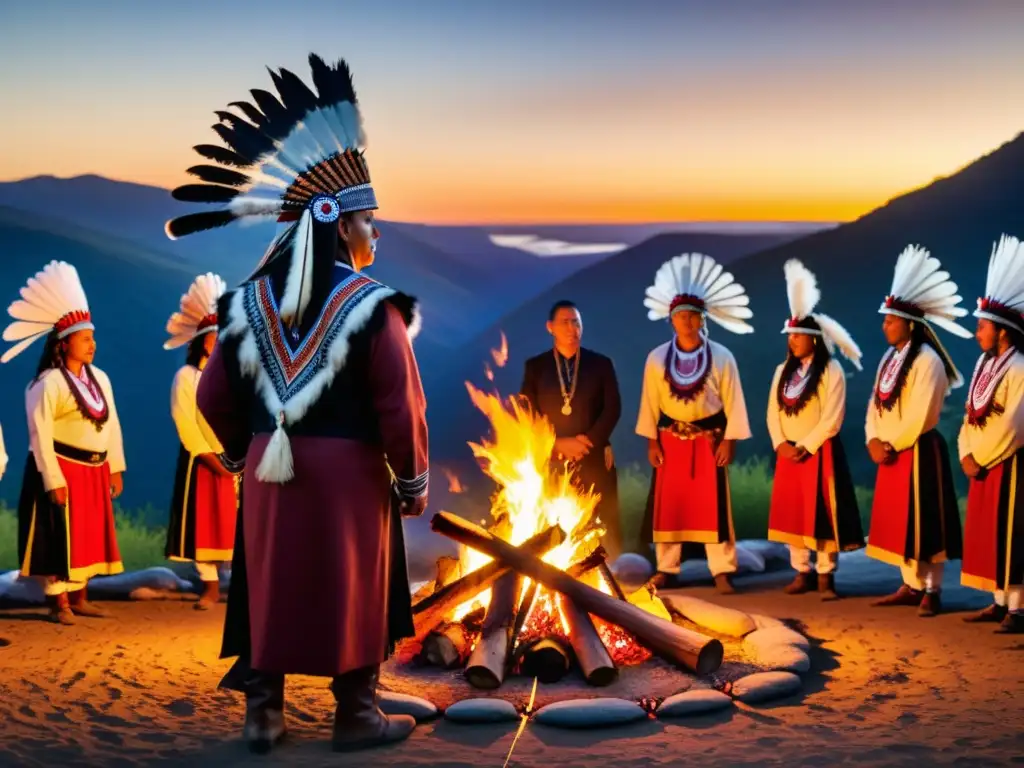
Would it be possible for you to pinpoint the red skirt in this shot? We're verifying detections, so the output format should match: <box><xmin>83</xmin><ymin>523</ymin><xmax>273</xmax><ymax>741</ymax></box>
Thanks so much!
<box><xmin>768</xmin><ymin>437</ymin><xmax>864</xmax><ymax>553</ymax></box>
<box><xmin>17</xmin><ymin>453</ymin><xmax>123</xmax><ymax>582</ymax></box>
<box><xmin>866</xmin><ymin>430</ymin><xmax>962</xmax><ymax>568</ymax></box>
<box><xmin>962</xmin><ymin>451</ymin><xmax>1024</xmax><ymax>592</ymax></box>
<box><xmin>166</xmin><ymin>446</ymin><xmax>238</xmax><ymax>562</ymax></box>
<box><xmin>651</xmin><ymin>432</ymin><xmax>732</xmax><ymax>544</ymax></box>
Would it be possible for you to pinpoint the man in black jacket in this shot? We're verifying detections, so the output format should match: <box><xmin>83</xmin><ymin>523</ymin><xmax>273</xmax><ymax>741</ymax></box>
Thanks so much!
<box><xmin>520</xmin><ymin>300</ymin><xmax>624</xmax><ymax>559</ymax></box>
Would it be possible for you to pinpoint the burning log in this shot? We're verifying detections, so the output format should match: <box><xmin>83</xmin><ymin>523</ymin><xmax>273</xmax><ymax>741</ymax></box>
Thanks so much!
<box><xmin>430</xmin><ymin>512</ymin><xmax>725</xmax><ymax>675</ymax></box>
<box><xmin>411</xmin><ymin>524</ymin><xmax>566</xmax><ymax>641</ymax></box>
<box><xmin>519</xmin><ymin>636</ymin><xmax>572</xmax><ymax>683</ymax></box>
<box><xmin>464</xmin><ymin>572</ymin><xmax>520</xmax><ymax>689</ymax></box>
<box><xmin>422</xmin><ymin>621</ymin><xmax>475</xmax><ymax>669</ymax></box>
<box><xmin>562</xmin><ymin>597</ymin><xmax>617</xmax><ymax>686</ymax></box>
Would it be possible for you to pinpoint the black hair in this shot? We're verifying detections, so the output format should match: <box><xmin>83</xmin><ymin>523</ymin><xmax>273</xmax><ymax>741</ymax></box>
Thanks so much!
<box><xmin>185</xmin><ymin>334</ymin><xmax>210</xmax><ymax>368</ymax></box>
<box><xmin>34</xmin><ymin>330</ymin><xmax>63</xmax><ymax>381</ymax></box>
<box><xmin>549</xmin><ymin>300</ymin><xmax>578</xmax><ymax>322</ymax></box>
<box><xmin>775</xmin><ymin>322</ymin><xmax>832</xmax><ymax>415</ymax></box>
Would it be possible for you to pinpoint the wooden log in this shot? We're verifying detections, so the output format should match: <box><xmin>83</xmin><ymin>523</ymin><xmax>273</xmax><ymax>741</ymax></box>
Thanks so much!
<box><xmin>411</xmin><ymin>524</ymin><xmax>566</xmax><ymax>641</ymax></box>
<box><xmin>519</xmin><ymin>636</ymin><xmax>571</xmax><ymax>683</ymax></box>
<box><xmin>562</xmin><ymin>597</ymin><xmax>617</xmax><ymax>686</ymax></box>
<box><xmin>599</xmin><ymin>561</ymin><xmax>628</xmax><ymax>602</ymax></box>
<box><xmin>422</xmin><ymin>621</ymin><xmax>474</xmax><ymax>669</ymax></box>
<box><xmin>464</xmin><ymin>572</ymin><xmax>520</xmax><ymax>690</ymax></box>
<box><xmin>430</xmin><ymin>511</ymin><xmax>724</xmax><ymax>675</ymax></box>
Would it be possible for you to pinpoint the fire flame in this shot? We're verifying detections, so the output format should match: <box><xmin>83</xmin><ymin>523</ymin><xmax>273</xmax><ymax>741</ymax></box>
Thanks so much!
<box><xmin>491</xmin><ymin>331</ymin><xmax>509</xmax><ymax>368</ymax></box>
<box><xmin>443</xmin><ymin>468</ymin><xmax>464</xmax><ymax>494</ymax></box>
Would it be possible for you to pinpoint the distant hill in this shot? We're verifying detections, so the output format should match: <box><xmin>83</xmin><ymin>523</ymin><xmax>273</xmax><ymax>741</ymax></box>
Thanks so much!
<box><xmin>424</xmin><ymin>231</ymin><xmax>804</xmax><ymax>465</ymax></box>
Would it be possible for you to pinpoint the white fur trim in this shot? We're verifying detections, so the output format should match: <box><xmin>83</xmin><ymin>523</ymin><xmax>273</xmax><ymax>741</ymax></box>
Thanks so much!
<box><xmin>407</xmin><ymin>303</ymin><xmax>422</xmax><ymax>341</ymax></box>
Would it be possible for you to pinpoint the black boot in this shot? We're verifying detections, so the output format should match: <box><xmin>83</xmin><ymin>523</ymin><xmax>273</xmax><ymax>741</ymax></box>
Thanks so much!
<box><xmin>241</xmin><ymin>668</ymin><xmax>286</xmax><ymax>754</ymax></box>
<box><xmin>872</xmin><ymin>584</ymin><xmax>923</xmax><ymax>607</ymax></box>
<box><xmin>917</xmin><ymin>590</ymin><xmax>942</xmax><ymax>617</ymax></box>
<box><xmin>783</xmin><ymin>571</ymin><xmax>815</xmax><ymax>595</ymax></box>
<box><xmin>995</xmin><ymin>612</ymin><xmax>1024</xmax><ymax>634</ymax></box>
<box><xmin>330</xmin><ymin>665</ymin><xmax>415</xmax><ymax>752</ymax></box>
<box><xmin>963</xmin><ymin>604</ymin><xmax>1008</xmax><ymax>623</ymax></box>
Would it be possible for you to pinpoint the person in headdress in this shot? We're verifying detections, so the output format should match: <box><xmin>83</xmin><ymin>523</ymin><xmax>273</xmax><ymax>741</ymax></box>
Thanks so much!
<box><xmin>519</xmin><ymin>300</ymin><xmax>623</xmax><ymax>559</ymax></box>
<box><xmin>636</xmin><ymin>254</ymin><xmax>753</xmax><ymax>594</ymax></box>
<box><xmin>866</xmin><ymin>245</ymin><xmax>970</xmax><ymax>617</ymax></box>
<box><xmin>958</xmin><ymin>234</ymin><xmax>1024</xmax><ymax>634</ymax></box>
<box><xmin>163</xmin><ymin>273</ymin><xmax>241</xmax><ymax>611</ymax></box>
<box><xmin>766</xmin><ymin>259</ymin><xmax>865</xmax><ymax>599</ymax></box>
<box><xmin>165</xmin><ymin>54</ymin><xmax>427</xmax><ymax>753</ymax></box>
<box><xmin>2</xmin><ymin>261</ymin><xmax>126</xmax><ymax>624</ymax></box>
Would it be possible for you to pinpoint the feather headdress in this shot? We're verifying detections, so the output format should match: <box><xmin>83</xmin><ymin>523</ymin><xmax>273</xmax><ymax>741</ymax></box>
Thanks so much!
<box><xmin>163</xmin><ymin>273</ymin><xmax>227</xmax><ymax>350</ymax></box>
<box><xmin>164</xmin><ymin>53</ymin><xmax>377</xmax><ymax>327</ymax></box>
<box><xmin>974</xmin><ymin>233</ymin><xmax>1024</xmax><ymax>334</ymax></box>
<box><xmin>880</xmin><ymin>244</ymin><xmax>971</xmax><ymax>388</ymax></box>
<box><xmin>781</xmin><ymin>259</ymin><xmax>862</xmax><ymax>370</ymax></box>
<box><xmin>1</xmin><ymin>261</ymin><xmax>93</xmax><ymax>364</ymax></box>
<box><xmin>644</xmin><ymin>253</ymin><xmax>754</xmax><ymax>335</ymax></box>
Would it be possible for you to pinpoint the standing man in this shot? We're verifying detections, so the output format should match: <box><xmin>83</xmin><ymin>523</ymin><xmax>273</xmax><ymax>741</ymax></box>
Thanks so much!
<box><xmin>166</xmin><ymin>54</ymin><xmax>427</xmax><ymax>753</ymax></box>
<box><xmin>959</xmin><ymin>234</ymin><xmax>1024</xmax><ymax>634</ymax></box>
<box><xmin>3</xmin><ymin>260</ymin><xmax>126</xmax><ymax>624</ymax></box>
<box><xmin>637</xmin><ymin>253</ymin><xmax>754</xmax><ymax>594</ymax></box>
<box><xmin>520</xmin><ymin>300</ymin><xmax>623</xmax><ymax>559</ymax></box>
<box><xmin>163</xmin><ymin>273</ymin><xmax>241</xmax><ymax>611</ymax></box>
<box><xmin>866</xmin><ymin>244</ymin><xmax>970</xmax><ymax>617</ymax></box>
<box><xmin>766</xmin><ymin>259</ymin><xmax>865</xmax><ymax>599</ymax></box>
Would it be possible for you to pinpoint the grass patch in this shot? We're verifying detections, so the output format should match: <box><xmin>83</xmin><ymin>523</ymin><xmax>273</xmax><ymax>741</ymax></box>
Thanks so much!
<box><xmin>0</xmin><ymin>504</ymin><xmax>168</xmax><ymax>574</ymax></box>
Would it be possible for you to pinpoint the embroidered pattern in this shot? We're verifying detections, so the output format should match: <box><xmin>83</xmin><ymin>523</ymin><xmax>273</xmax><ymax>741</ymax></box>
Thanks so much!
<box><xmin>242</xmin><ymin>272</ymin><xmax>386</xmax><ymax>406</ymax></box>
<box><xmin>776</xmin><ymin>358</ymin><xmax>826</xmax><ymax>416</ymax></box>
<box><xmin>873</xmin><ymin>341</ymin><xmax>921</xmax><ymax>412</ymax></box>
<box><xmin>60</xmin><ymin>365</ymin><xmax>109</xmax><ymax>431</ymax></box>
<box><xmin>966</xmin><ymin>348</ymin><xmax>1017</xmax><ymax>427</ymax></box>
<box><xmin>664</xmin><ymin>341</ymin><xmax>713</xmax><ymax>402</ymax></box>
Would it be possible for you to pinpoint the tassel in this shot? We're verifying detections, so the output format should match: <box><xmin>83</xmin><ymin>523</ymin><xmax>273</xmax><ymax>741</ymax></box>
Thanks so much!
<box><xmin>255</xmin><ymin>411</ymin><xmax>295</xmax><ymax>483</ymax></box>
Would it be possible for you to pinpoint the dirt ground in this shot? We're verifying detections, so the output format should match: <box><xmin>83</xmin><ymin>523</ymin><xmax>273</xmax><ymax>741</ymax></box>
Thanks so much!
<box><xmin>1</xmin><ymin>571</ymin><xmax>1022</xmax><ymax>768</ymax></box>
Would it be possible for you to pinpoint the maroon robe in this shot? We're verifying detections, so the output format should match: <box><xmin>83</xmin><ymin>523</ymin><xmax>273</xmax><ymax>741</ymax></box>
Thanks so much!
<box><xmin>197</xmin><ymin>266</ymin><xmax>427</xmax><ymax>678</ymax></box>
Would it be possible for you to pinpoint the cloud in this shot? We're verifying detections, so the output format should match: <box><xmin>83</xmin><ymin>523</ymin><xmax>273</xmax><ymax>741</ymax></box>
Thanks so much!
<box><xmin>489</xmin><ymin>234</ymin><xmax>627</xmax><ymax>257</ymax></box>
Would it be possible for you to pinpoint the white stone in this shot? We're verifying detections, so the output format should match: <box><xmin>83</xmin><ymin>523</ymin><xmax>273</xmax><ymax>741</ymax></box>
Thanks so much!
<box><xmin>657</xmin><ymin>689</ymin><xmax>733</xmax><ymax>717</ymax></box>
<box><xmin>662</xmin><ymin>595</ymin><xmax>756</xmax><ymax>637</ymax></box>
<box><xmin>744</xmin><ymin>626</ymin><xmax>810</xmax><ymax>651</ymax></box>
<box><xmin>731</xmin><ymin>672</ymin><xmax>802</xmax><ymax>704</ymax></box>
<box><xmin>754</xmin><ymin>645</ymin><xmax>810</xmax><ymax>674</ymax></box>
<box><xmin>534</xmin><ymin>698</ymin><xmax>647</xmax><ymax>729</ymax></box>
<box><xmin>89</xmin><ymin>567</ymin><xmax>191</xmax><ymax>595</ymax></box>
<box><xmin>734</xmin><ymin>545</ymin><xmax>766</xmax><ymax>573</ymax></box>
<box><xmin>611</xmin><ymin>554</ymin><xmax>653</xmax><ymax>585</ymax></box>
<box><xmin>749</xmin><ymin>613</ymin><xmax>786</xmax><ymax>630</ymax></box>
<box><xmin>379</xmin><ymin>691</ymin><xmax>439</xmax><ymax>721</ymax></box>
<box><xmin>445</xmin><ymin>698</ymin><xmax>519</xmax><ymax>724</ymax></box>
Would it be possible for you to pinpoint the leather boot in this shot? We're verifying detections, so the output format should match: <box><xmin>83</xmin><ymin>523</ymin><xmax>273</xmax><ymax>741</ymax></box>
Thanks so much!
<box><xmin>917</xmin><ymin>590</ymin><xmax>941</xmax><ymax>617</ymax></box>
<box><xmin>48</xmin><ymin>593</ymin><xmax>75</xmax><ymax>625</ymax></box>
<box><xmin>647</xmin><ymin>572</ymin><xmax>680</xmax><ymax>591</ymax></box>
<box><xmin>194</xmin><ymin>580</ymin><xmax>220</xmax><ymax>611</ymax></box>
<box><xmin>242</xmin><ymin>670</ymin><xmax>286</xmax><ymax>754</ymax></box>
<box><xmin>68</xmin><ymin>587</ymin><xmax>108</xmax><ymax>618</ymax></box>
<box><xmin>995</xmin><ymin>612</ymin><xmax>1024</xmax><ymax>634</ymax></box>
<box><xmin>330</xmin><ymin>665</ymin><xmax>415</xmax><ymax>752</ymax></box>
<box><xmin>871</xmin><ymin>584</ymin><xmax>922</xmax><ymax>607</ymax></box>
<box><xmin>818</xmin><ymin>573</ymin><xmax>838</xmax><ymax>600</ymax></box>
<box><xmin>714</xmin><ymin>573</ymin><xmax>736</xmax><ymax>595</ymax></box>
<box><xmin>783</xmin><ymin>571</ymin><xmax>815</xmax><ymax>595</ymax></box>
<box><xmin>963</xmin><ymin>604</ymin><xmax>1008</xmax><ymax>623</ymax></box>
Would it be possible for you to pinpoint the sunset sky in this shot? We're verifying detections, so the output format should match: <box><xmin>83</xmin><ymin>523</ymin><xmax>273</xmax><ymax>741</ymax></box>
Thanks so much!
<box><xmin>2</xmin><ymin>0</ymin><xmax>1023</xmax><ymax>224</ymax></box>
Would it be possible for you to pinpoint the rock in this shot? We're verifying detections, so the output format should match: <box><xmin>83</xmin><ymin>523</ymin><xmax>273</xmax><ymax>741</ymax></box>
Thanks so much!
<box><xmin>0</xmin><ymin>571</ymin><xmax>45</xmax><ymax>605</ymax></box>
<box><xmin>753</xmin><ymin>644</ymin><xmax>811</xmax><ymax>673</ymax></box>
<box><xmin>379</xmin><ymin>691</ymin><xmax>439</xmax><ymax>721</ymax></box>
<box><xmin>611</xmin><ymin>554</ymin><xmax>653</xmax><ymax>586</ymax></box>
<box><xmin>662</xmin><ymin>595</ymin><xmax>756</xmax><ymax>637</ymax></box>
<box><xmin>744</xmin><ymin>626</ymin><xmax>810</xmax><ymax>651</ymax></box>
<box><xmin>749</xmin><ymin>613</ymin><xmax>786</xmax><ymax>630</ymax></box>
<box><xmin>736</xmin><ymin>540</ymin><xmax>791</xmax><ymax>565</ymax></box>
<box><xmin>734</xmin><ymin>545</ymin><xmax>766</xmax><ymax>574</ymax></box>
<box><xmin>445</xmin><ymin>698</ymin><xmax>519</xmax><ymax>724</ymax></box>
<box><xmin>534</xmin><ymin>698</ymin><xmax>648</xmax><ymax>729</ymax></box>
<box><xmin>731</xmin><ymin>672</ymin><xmax>802</xmax><ymax>704</ymax></box>
<box><xmin>89</xmin><ymin>567</ymin><xmax>192</xmax><ymax>596</ymax></box>
<box><xmin>657</xmin><ymin>689</ymin><xmax>733</xmax><ymax>717</ymax></box>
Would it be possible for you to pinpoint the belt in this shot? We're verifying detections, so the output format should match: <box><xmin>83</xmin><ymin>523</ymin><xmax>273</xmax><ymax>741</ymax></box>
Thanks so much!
<box><xmin>54</xmin><ymin>441</ymin><xmax>107</xmax><ymax>465</ymax></box>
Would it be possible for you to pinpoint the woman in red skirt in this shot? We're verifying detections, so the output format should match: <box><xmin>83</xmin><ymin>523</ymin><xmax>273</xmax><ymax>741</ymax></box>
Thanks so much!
<box><xmin>2</xmin><ymin>261</ymin><xmax>126</xmax><ymax>625</ymax></box>
<box><xmin>163</xmin><ymin>273</ymin><xmax>241</xmax><ymax>610</ymax></box>
<box><xmin>767</xmin><ymin>259</ymin><xmax>865</xmax><ymax>599</ymax></box>
<box><xmin>959</xmin><ymin>234</ymin><xmax>1024</xmax><ymax>634</ymax></box>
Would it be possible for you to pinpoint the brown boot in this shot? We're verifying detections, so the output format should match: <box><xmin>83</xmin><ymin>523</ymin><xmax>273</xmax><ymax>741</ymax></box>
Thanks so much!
<box><xmin>48</xmin><ymin>593</ymin><xmax>75</xmax><ymax>625</ymax></box>
<box><xmin>995</xmin><ymin>612</ymin><xmax>1024</xmax><ymax>634</ymax></box>
<box><xmin>917</xmin><ymin>590</ymin><xmax>941</xmax><ymax>617</ymax></box>
<box><xmin>194</xmin><ymin>580</ymin><xmax>220</xmax><ymax>611</ymax></box>
<box><xmin>69</xmin><ymin>588</ymin><xmax>108</xmax><ymax>618</ymax></box>
<box><xmin>783</xmin><ymin>572</ymin><xmax>815</xmax><ymax>595</ymax></box>
<box><xmin>872</xmin><ymin>584</ymin><xmax>922</xmax><ymax>607</ymax></box>
<box><xmin>242</xmin><ymin>670</ymin><xmax>286</xmax><ymax>754</ymax></box>
<box><xmin>818</xmin><ymin>573</ymin><xmax>839</xmax><ymax>600</ymax></box>
<box><xmin>714</xmin><ymin>573</ymin><xmax>736</xmax><ymax>595</ymax></box>
<box><xmin>647</xmin><ymin>572</ymin><xmax>680</xmax><ymax>591</ymax></box>
<box><xmin>331</xmin><ymin>666</ymin><xmax>416</xmax><ymax>752</ymax></box>
<box><xmin>963</xmin><ymin>604</ymin><xmax>1008</xmax><ymax>623</ymax></box>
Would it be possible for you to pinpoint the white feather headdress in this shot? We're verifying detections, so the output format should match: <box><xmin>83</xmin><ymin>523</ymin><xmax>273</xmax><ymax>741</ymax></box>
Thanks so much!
<box><xmin>974</xmin><ymin>233</ymin><xmax>1024</xmax><ymax>334</ymax></box>
<box><xmin>781</xmin><ymin>259</ymin><xmax>862</xmax><ymax>371</ymax></box>
<box><xmin>644</xmin><ymin>253</ymin><xmax>754</xmax><ymax>335</ymax></box>
<box><xmin>163</xmin><ymin>273</ymin><xmax>227</xmax><ymax>350</ymax></box>
<box><xmin>1</xmin><ymin>261</ymin><xmax>93</xmax><ymax>364</ymax></box>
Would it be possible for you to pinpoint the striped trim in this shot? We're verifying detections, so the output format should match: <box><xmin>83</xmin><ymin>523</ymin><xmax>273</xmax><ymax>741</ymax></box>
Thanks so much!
<box><xmin>396</xmin><ymin>470</ymin><xmax>428</xmax><ymax>498</ymax></box>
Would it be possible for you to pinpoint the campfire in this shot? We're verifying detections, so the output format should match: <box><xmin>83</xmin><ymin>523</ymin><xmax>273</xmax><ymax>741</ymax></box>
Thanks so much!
<box><xmin>401</xmin><ymin>380</ymin><xmax>724</xmax><ymax>689</ymax></box>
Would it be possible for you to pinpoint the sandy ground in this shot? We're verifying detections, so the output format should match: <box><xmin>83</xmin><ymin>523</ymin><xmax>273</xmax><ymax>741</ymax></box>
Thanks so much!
<box><xmin>1</xmin><ymin>567</ymin><xmax>1023</xmax><ymax>768</ymax></box>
